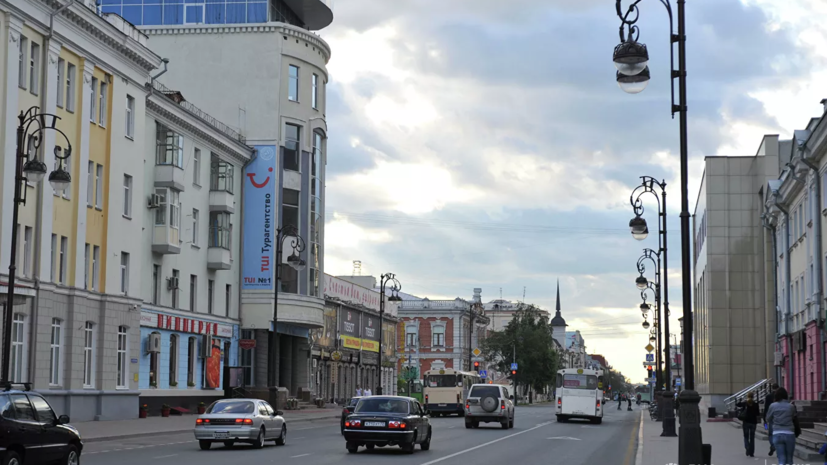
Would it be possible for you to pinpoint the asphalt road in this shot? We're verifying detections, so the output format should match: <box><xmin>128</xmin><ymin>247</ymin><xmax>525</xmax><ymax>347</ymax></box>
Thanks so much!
<box><xmin>82</xmin><ymin>404</ymin><xmax>641</xmax><ymax>465</ymax></box>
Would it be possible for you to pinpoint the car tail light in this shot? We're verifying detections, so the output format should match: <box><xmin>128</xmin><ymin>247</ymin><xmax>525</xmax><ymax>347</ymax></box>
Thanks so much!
<box><xmin>425</xmin><ymin>395</ymin><xmax>429</xmax><ymax>404</ymax></box>
<box><xmin>501</xmin><ymin>400</ymin><xmax>505</xmax><ymax>410</ymax></box>
<box><xmin>465</xmin><ymin>402</ymin><xmax>470</xmax><ymax>410</ymax></box>
<box><xmin>346</xmin><ymin>419</ymin><xmax>361</xmax><ymax>428</ymax></box>
<box><xmin>389</xmin><ymin>421</ymin><xmax>407</xmax><ymax>429</ymax></box>
<box><xmin>342</xmin><ymin>408</ymin><xmax>349</xmax><ymax>415</ymax></box>
<box><xmin>596</xmin><ymin>400</ymin><xmax>601</xmax><ymax>407</ymax></box>
<box><xmin>558</xmin><ymin>398</ymin><xmax>562</xmax><ymax>406</ymax></box>
<box><xmin>196</xmin><ymin>418</ymin><xmax>203</xmax><ymax>425</ymax></box>
<box><xmin>234</xmin><ymin>418</ymin><xmax>253</xmax><ymax>425</ymax></box>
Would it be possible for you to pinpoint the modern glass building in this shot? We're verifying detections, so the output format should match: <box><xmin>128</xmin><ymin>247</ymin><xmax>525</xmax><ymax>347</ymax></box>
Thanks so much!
<box><xmin>99</xmin><ymin>0</ymin><xmax>330</xmax><ymax>27</ymax></box>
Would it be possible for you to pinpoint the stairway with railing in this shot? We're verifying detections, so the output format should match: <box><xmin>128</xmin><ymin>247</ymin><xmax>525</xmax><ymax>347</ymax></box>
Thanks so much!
<box><xmin>723</xmin><ymin>379</ymin><xmax>772</xmax><ymax>414</ymax></box>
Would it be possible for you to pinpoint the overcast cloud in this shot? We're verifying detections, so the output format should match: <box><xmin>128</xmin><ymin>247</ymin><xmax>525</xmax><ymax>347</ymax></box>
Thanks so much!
<box><xmin>318</xmin><ymin>0</ymin><xmax>825</xmax><ymax>380</ymax></box>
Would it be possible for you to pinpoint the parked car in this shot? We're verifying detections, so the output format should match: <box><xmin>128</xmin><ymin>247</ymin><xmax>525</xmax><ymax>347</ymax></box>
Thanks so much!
<box><xmin>464</xmin><ymin>384</ymin><xmax>515</xmax><ymax>429</ymax></box>
<box><xmin>343</xmin><ymin>396</ymin><xmax>431</xmax><ymax>454</ymax></box>
<box><xmin>0</xmin><ymin>384</ymin><xmax>83</xmax><ymax>465</ymax></box>
<box><xmin>194</xmin><ymin>399</ymin><xmax>286</xmax><ymax>450</ymax></box>
<box><xmin>341</xmin><ymin>397</ymin><xmax>363</xmax><ymax>435</ymax></box>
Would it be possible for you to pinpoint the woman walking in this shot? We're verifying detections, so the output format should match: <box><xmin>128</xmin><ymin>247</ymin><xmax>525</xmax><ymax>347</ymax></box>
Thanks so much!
<box><xmin>736</xmin><ymin>392</ymin><xmax>761</xmax><ymax>457</ymax></box>
<box><xmin>765</xmin><ymin>387</ymin><xmax>798</xmax><ymax>465</ymax></box>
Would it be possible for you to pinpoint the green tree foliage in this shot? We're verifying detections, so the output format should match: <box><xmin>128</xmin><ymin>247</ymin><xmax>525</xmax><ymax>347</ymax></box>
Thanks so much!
<box><xmin>480</xmin><ymin>304</ymin><xmax>559</xmax><ymax>392</ymax></box>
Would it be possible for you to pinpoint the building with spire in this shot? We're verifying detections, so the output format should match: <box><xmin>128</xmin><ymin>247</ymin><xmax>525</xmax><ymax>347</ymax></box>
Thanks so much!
<box><xmin>550</xmin><ymin>280</ymin><xmax>568</xmax><ymax>349</ymax></box>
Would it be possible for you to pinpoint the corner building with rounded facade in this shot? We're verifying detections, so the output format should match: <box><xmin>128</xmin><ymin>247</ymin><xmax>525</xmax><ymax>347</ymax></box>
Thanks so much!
<box><xmin>120</xmin><ymin>0</ymin><xmax>333</xmax><ymax>398</ymax></box>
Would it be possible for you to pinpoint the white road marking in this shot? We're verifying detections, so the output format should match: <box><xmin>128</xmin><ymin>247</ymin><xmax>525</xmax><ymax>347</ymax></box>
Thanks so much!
<box><xmin>419</xmin><ymin>421</ymin><xmax>551</xmax><ymax>465</ymax></box>
<box><xmin>635</xmin><ymin>411</ymin><xmax>644</xmax><ymax>465</ymax></box>
<box><xmin>152</xmin><ymin>454</ymin><xmax>178</xmax><ymax>459</ymax></box>
<box><xmin>548</xmin><ymin>437</ymin><xmax>581</xmax><ymax>440</ymax></box>
<box><xmin>291</xmin><ymin>453</ymin><xmax>311</xmax><ymax>458</ymax></box>
<box><xmin>293</xmin><ymin>437</ymin><xmax>305</xmax><ymax>440</ymax></box>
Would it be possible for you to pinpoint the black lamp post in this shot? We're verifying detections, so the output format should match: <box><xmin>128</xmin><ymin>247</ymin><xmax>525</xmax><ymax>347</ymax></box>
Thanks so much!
<box><xmin>615</xmin><ymin>0</ymin><xmax>699</xmax><ymax>459</ymax></box>
<box><xmin>377</xmin><ymin>273</ymin><xmax>401</xmax><ymax>395</ymax></box>
<box><xmin>639</xmin><ymin>278</ymin><xmax>661</xmax><ymax>390</ymax></box>
<box><xmin>2</xmin><ymin>107</ymin><xmax>72</xmax><ymax>385</ymax></box>
<box><xmin>267</xmin><ymin>224</ymin><xmax>306</xmax><ymax>408</ymax></box>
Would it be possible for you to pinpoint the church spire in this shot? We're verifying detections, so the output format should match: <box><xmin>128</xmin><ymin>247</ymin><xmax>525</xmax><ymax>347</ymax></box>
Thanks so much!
<box><xmin>556</xmin><ymin>279</ymin><xmax>561</xmax><ymax>312</ymax></box>
<box><xmin>551</xmin><ymin>279</ymin><xmax>567</xmax><ymax>327</ymax></box>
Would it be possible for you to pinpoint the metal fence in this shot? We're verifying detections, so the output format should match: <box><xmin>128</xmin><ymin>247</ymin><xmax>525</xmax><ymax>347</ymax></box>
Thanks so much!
<box><xmin>150</xmin><ymin>80</ymin><xmax>246</xmax><ymax>145</ymax></box>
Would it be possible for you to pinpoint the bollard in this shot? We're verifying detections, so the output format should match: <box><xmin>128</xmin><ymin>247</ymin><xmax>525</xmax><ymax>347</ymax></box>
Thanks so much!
<box><xmin>702</xmin><ymin>443</ymin><xmax>711</xmax><ymax>465</ymax></box>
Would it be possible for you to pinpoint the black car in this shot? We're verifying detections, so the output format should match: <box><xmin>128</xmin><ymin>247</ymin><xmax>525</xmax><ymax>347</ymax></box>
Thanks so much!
<box><xmin>340</xmin><ymin>396</ymin><xmax>363</xmax><ymax>435</ymax></box>
<box><xmin>343</xmin><ymin>396</ymin><xmax>431</xmax><ymax>454</ymax></box>
<box><xmin>0</xmin><ymin>385</ymin><xmax>83</xmax><ymax>465</ymax></box>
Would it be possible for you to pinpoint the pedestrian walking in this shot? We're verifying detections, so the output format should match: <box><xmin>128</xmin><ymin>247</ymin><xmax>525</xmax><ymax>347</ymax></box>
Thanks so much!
<box><xmin>736</xmin><ymin>392</ymin><xmax>761</xmax><ymax>457</ymax></box>
<box><xmin>364</xmin><ymin>387</ymin><xmax>372</xmax><ymax>397</ymax></box>
<box><xmin>617</xmin><ymin>393</ymin><xmax>622</xmax><ymax>410</ymax></box>
<box><xmin>765</xmin><ymin>387</ymin><xmax>800</xmax><ymax>465</ymax></box>
<box><xmin>764</xmin><ymin>383</ymin><xmax>779</xmax><ymax>456</ymax></box>
<box><xmin>627</xmin><ymin>395</ymin><xmax>632</xmax><ymax>411</ymax></box>
<box><xmin>355</xmin><ymin>386</ymin><xmax>362</xmax><ymax>397</ymax></box>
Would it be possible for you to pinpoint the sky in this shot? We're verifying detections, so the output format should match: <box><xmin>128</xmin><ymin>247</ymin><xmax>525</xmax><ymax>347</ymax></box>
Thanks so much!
<box><xmin>316</xmin><ymin>0</ymin><xmax>827</xmax><ymax>383</ymax></box>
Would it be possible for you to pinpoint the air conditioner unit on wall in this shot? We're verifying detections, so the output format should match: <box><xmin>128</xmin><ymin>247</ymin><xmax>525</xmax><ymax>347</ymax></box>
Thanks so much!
<box><xmin>774</xmin><ymin>351</ymin><xmax>783</xmax><ymax>366</ymax></box>
<box><xmin>167</xmin><ymin>276</ymin><xmax>179</xmax><ymax>290</ymax></box>
<box><xmin>201</xmin><ymin>334</ymin><xmax>213</xmax><ymax>358</ymax></box>
<box><xmin>148</xmin><ymin>193</ymin><xmax>161</xmax><ymax>208</ymax></box>
<box><xmin>147</xmin><ymin>333</ymin><xmax>161</xmax><ymax>353</ymax></box>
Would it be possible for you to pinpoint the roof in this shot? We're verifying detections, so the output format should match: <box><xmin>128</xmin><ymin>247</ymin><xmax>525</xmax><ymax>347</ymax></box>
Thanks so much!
<box><xmin>550</xmin><ymin>279</ymin><xmax>567</xmax><ymax>327</ymax></box>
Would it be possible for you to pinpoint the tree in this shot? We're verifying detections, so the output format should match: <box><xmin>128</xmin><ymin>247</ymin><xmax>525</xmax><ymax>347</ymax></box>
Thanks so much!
<box><xmin>481</xmin><ymin>304</ymin><xmax>559</xmax><ymax>394</ymax></box>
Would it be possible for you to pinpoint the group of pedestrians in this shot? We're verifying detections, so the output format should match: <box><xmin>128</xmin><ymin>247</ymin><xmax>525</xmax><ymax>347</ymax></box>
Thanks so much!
<box><xmin>355</xmin><ymin>386</ymin><xmax>372</xmax><ymax>397</ymax></box>
<box><xmin>737</xmin><ymin>383</ymin><xmax>801</xmax><ymax>465</ymax></box>
<box><xmin>616</xmin><ymin>393</ymin><xmax>632</xmax><ymax>411</ymax></box>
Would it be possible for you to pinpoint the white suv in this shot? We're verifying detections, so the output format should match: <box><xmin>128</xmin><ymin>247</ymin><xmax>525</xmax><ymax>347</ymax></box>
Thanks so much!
<box><xmin>464</xmin><ymin>384</ymin><xmax>515</xmax><ymax>429</ymax></box>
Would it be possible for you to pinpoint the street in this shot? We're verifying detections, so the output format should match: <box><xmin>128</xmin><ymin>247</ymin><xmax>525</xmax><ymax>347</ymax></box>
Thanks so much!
<box><xmin>82</xmin><ymin>405</ymin><xmax>640</xmax><ymax>465</ymax></box>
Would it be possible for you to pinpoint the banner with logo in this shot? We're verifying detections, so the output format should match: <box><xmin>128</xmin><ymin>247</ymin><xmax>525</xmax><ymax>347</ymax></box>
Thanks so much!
<box><xmin>339</xmin><ymin>307</ymin><xmax>361</xmax><ymax>350</ymax></box>
<box><xmin>362</xmin><ymin>314</ymin><xmax>379</xmax><ymax>341</ymax></box>
<box><xmin>242</xmin><ymin>145</ymin><xmax>277</xmax><ymax>290</ymax></box>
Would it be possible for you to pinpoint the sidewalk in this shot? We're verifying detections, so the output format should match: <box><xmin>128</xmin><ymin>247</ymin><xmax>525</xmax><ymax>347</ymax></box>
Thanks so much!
<box><xmin>75</xmin><ymin>408</ymin><xmax>339</xmax><ymax>443</ymax></box>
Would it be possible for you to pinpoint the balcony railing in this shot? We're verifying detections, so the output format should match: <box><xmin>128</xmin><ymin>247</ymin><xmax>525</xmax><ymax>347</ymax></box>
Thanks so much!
<box><xmin>210</xmin><ymin>160</ymin><xmax>234</xmax><ymax>194</ymax></box>
<box><xmin>150</xmin><ymin>80</ymin><xmax>246</xmax><ymax>144</ymax></box>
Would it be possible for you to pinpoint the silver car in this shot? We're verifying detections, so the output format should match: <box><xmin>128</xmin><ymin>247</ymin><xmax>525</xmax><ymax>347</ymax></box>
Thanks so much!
<box><xmin>464</xmin><ymin>384</ymin><xmax>515</xmax><ymax>429</ymax></box>
<box><xmin>194</xmin><ymin>399</ymin><xmax>286</xmax><ymax>450</ymax></box>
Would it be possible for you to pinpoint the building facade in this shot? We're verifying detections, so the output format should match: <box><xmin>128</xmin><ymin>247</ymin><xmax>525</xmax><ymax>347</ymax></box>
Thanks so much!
<box><xmin>0</xmin><ymin>0</ymin><xmax>163</xmax><ymax>420</ymax></box>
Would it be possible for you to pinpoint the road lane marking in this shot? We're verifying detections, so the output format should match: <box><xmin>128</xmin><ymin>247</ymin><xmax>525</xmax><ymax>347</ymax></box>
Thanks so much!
<box><xmin>629</xmin><ymin>411</ymin><xmax>643</xmax><ymax>465</ymax></box>
<box><xmin>152</xmin><ymin>454</ymin><xmax>178</xmax><ymax>459</ymax></box>
<box><xmin>547</xmin><ymin>437</ymin><xmax>581</xmax><ymax>440</ymax></box>
<box><xmin>419</xmin><ymin>421</ymin><xmax>551</xmax><ymax>465</ymax></box>
<box><xmin>291</xmin><ymin>453</ymin><xmax>311</xmax><ymax>458</ymax></box>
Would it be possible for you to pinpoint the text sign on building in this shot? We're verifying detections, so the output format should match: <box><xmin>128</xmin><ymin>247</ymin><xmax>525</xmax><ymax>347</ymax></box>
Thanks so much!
<box><xmin>242</xmin><ymin>145</ymin><xmax>277</xmax><ymax>290</ymax></box>
<box><xmin>324</xmin><ymin>274</ymin><xmax>397</xmax><ymax>317</ymax></box>
<box><xmin>362</xmin><ymin>314</ymin><xmax>379</xmax><ymax>341</ymax></box>
<box><xmin>140</xmin><ymin>311</ymin><xmax>233</xmax><ymax>338</ymax></box>
<box><xmin>339</xmin><ymin>308</ymin><xmax>362</xmax><ymax>349</ymax></box>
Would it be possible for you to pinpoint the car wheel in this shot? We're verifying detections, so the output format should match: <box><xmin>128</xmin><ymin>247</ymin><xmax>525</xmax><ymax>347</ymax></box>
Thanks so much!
<box><xmin>276</xmin><ymin>426</ymin><xmax>287</xmax><ymax>446</ymax></box>
<box><xmin>595</xmin><ymin>418</ymin><xmax>603</xmax><ymax>425</ymax></box>
<box><xmin>346</xmin><ymin>442</ymin><xmax>359</xmax><ymax>453</ymax></box>
<box><xmin>465</xmin><ymin>419</ymin><xmax>472</xmax><ymax>429</ymax></box>
<box><xmin>2</xmin><ymin>451</ymin><xmax>22</xmax><ymax>465</ymax></box>
<box><xmin>366</xmin><ymin>444</ymin><xmax>375</xmax><ymax>450</ymax></box>
<box><xmin>223</xmin><ymin>441</ymin><xmax>235</xmax><ymax>448</ymax></box>
<box><xmin>341</xmin><ymin>422</ymin><xmax>345</xmax><ymax>435</ymax></box>
<box><xmin>509</xmin><ymin>416</ymin><xmax>515</xmax><ymax>429</ymax></box>
<box><xmin>198</xmin><ymin>440</ymin><xmax>212</xmax><ymax>450</ymax></box>
<box><xmin>62</xmin><ymin>445</ymin><xmax>80</xmax><ymax>465</ymax></box>
<box><xmin>420</xmin><ymin>427</ymin><xmax>432</xmax><ymax>451</ymax></box>
<box><xmin>472</xmin><ymin>420</ymin><xmax>479</xmax><ymax>429</ymax></box>
<box><xmin>253</xmin><ymin>428</ymin><xmax>265</xmax><ymax>449</ymax></box>
<box><xmin>402</xmin><ymin>442</ymin><xmax>415</xmax><ymax>454</ymax></box>
<box><xmin>556</xmin><ymin>415</ymin><xmax>567</xmax><ymax>423</ymax></box>
<box><xmin>501</xmin><ymin>418</ymin><xmax>509</xmax><ymax>429</ymax></box>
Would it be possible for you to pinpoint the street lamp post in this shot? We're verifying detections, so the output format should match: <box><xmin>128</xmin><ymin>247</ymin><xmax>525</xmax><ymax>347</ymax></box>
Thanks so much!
<box><xmin>2</xmin><ymin>107</ymin><xmax>72</xmax><ymax>385</ymax></box>
<box><xmin>377</xmin><ymin>273</ymin><xmax>402</xmax><ymax>395</ymax></box>
<box><xmin>268</xmin><ymin>224</ymin><xmax>306</xmax><ymax>408</ymax></box>
<box><xmin>639</xmin><ymin>278</ymin><xmax>661</xmax><ymax>390</ymax></box>
<box><xmin>615</xmin><ymin>0</ymin><xmax>700</xmax><ymax>461</ymax></box>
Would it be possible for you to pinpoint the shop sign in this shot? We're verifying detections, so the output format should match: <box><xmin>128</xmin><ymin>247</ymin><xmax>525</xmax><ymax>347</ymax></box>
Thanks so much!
<box><xmin>324</xmin><ymin>274</ymin><xmax>398</xmax><ymax>316</ymax></box>
<box><xmin>362</xmin><ymin>351</ymin><xmax>379</xmax><ymax>365</ymax></box>
<box><xmin>362</xmin><ymin>314</ymin><xmax>379</xmax><ymax>341</ymax></box>
<box><xmin>361</xmin><ymin>339</ymin><xmax>379</xmax><ymax>353</ymax></box>
<box><xmin>239</xmin><ymin>339</ymin><xmax>256</xmax><ymax>350</ymax></box>
<box><xmin>141</xmin><ymin>311</ymin><xmax>233</xmax><ymax>338</ymax></box>
<box><xmin>341</xmin><ymin>335</ymin><xmax>362</xmax><ymax>350</ymax></box>
<box><xmin>339</xmin><ymin>308</ymin><xmax>362</xmax><ymax>338</ymax></box>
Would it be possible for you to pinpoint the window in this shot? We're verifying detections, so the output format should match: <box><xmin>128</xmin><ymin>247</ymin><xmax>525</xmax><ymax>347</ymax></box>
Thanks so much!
<box><xmin>193</xmin><ymin>148</ymin><xmax>201</xmax><ymax>185</ymax></box>
<box><xmin>125</xmin><ymin>95</ymin><xmax>135</xmax><ymax>138</ymax></box>
<box><xmin>22</xmin><ymin>227</ymin><xmax>32</xmax><ymax>278</ymax></box>
<box><xmin>208</xmin><ymin>280</ymin><xmax>214</xmax><ymax>315</ymax></box>
<box><xmin>59</xmin><ymin>236</ymin><xmax>67</xmax><ymax>284</ymax></box>
<box><xmin>282</xmin><ymin>188</ymin><xmax>300</xmax><ymax>230</ymax></box>
<box><xmin>155</xmin><ymin>123</ymin><xmax>184</xmax><ymax>167</ymax></box>
<box><xmin>288</xmin><ymin>65</ymin><xmax>299</xmax><ymax>101</ymax></box>
<box><xmin>799</xmin><ymin>205</ymin><xmax>804</xmax><ymax>237</ymax></box>
<box><xmin>11</xmin><ymin>395</ymin><xmax>35</xmax><ymax>421</ymax></box>
<box><xmin>90</xmin><ymin>77</ymin><xmax>98</xmax><ymax>123</ymax></box>
<box><xmin>95</xmin><ymin>163</ymin><xmax>103</xmax><ymax>208</ymax></box>
<box><xmin>155</xmin><ymin>188</ymin><xmax>167</xmax><ymax>225</ymax></box>
<box><xmin>91</xmin><ymin>245</ymin><xmax>99</xmax><ymax>291</ymax></box>
<box><xmin>86</xmin><ymin>161</ymin><xmax>94</xmax><ymax>207</ymax></box>
<box><xmin>50</xmin><ymin>234</ymin><xmax>56</xmax><ymax>282</ymax></box>
<box><xmin>172</xmin><ymin>269</ymin><xmax>180</xmax><ymax>309</ymax></box>
<box><xmin>50</xmin><ymin>319</ymin><xmax>62</xmax><ymax>385</ymax></box>
<box><xmin>240</xmin><ymin>329</ymin><xmax>254</xmax><ymax>386</ymax></box>
<box><xmin>152</xmin><ymin>264</ymin><xmax>160</xmax><ymax>305</ymax></box>
<box><xmin>18</xmin><ymin>36</ymin><xmax>27</xmax><ymax>89</ymax></box>
<box><xmin>10</xmin><ymin>314</ymin><xmax>26</xmax><ymax>382</ymax></box>
<box><xmin>123</xmin><ymin>175</ymin><xmax>132</xmax><ymax>217</ymax></box>
<box><xmin>120</xmin><ymin>253</ymin><xmax>130</xmax><ymax>294</ymax></box>
<box><xmin>280</xmin><ymin>264</ymin><xmax>298</xmax><ymax>294</ymax></box>
<box><xmin>406</xmin><ymin>330</ymin><xmax>417</xmax><ymax>347</ymax></box>
<box><xmin>84</xmin><ymin>244</ymin><xmax>90</xmax><ymax>289</ymax></box>
<box><xmin>432</xmin><ymin>325</ymin><xmax>445</xmax><ymax>347</ymax></box>
<box><xmin>187</xmin><ymin>337</ymin><xmax>196</xmax><ymax>386</ymax></box>
<box><xmin>284</xmin><ymin>124</ymin><xmax>300</xmax><ymax>171</ymax></box>
<box><xmin>190</xmin><ymin>275</ymin><xmax>197</xmax><ymax>311</ymax></box>
<box><xmin>226</xmin><ymin>284</ymin><xmax>232</xmax><ymax>315</ymax></box>
<box><xmin>169</xmin><ymin>335</ymin><xmax>178</xmax><ymax>386</ymax></box>
<box><xmin>210</xmin><ymin>155</ymin><xmax>234</xmax><ymax>193</ymax></box>
<box><xmin>28</xmin><ymin>396</ymin><xmax>56</xmax><ymax>425</ymax></box>
<box><xmin>99</xmin><ymin>81</ymin><xmax>108</xmax><ymax>126</ymax></box>
<box><xmin>117</xmin><ymin>326</ymin><xmax>128</xmax><ymax>388</ymax></box>
<box><xmin>66</xmin><ymin>63</ymin><xmax>76</xmax><ymax>112</ymax></box>
<box><xmin>312</xmin><ymin>73</ymin><xmax>318</xmax><ymax>109</ymax></box>
<box><xmin>170</xmin><ymin>190</ymin><xmax>181</xmax><ymax>230</ymax></box>
<box><xmin>83</xmin><ymin>322</ymin><xmax>95</xmax><ymax>388</ymax></box>
<box><xmin>209</xmin><ymin>212</ymin><xmax>231</xmax><ymax>249</ymax></box>
<box><xmin>192</xmin><ymin>209</ymin><xmax>199</xmax><ymax>246</ymax></box>
<box><xmin>29</xmin><ymin>42</ymin><xmax>39</xmax><ymax>95</ymax></box>
<box><xmin>56</xmin><ymin>59</ymin><xmax>65</xmax><ymax>107</ymax></box>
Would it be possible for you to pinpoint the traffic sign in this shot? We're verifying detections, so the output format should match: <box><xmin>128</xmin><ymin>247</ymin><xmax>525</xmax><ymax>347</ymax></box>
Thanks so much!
<box><xmin>643</xmin><ymin>361</ymin><xmax>654</xmax><ymax>367</ymax></box>
<box><xmin>472</xmin><ymin>348</ymin><xmax>482</xmax><ymax>357</ymax></box>
<box><xmin>645</xmin><ymin>344</ymin><xmax>654</xmax><ymax>353</ymax></box>
<box><xmin>676</xmin><ymin>377</ymin><xmax>682</xmax><ymax>387</ymax></box>
<box><xmin>511</xmin><ymin>363</ymin><xmax>518</xmax><ymax>370</ymax></box>
<box><xmin>480</xmin><ymin>370</ymin><xmax>487</xmax><ymax>379</ymax></box>
<box><xmin>646</xmin><ymin>354</ymin><xmax>654</xmax><ymax>362</ymax></box>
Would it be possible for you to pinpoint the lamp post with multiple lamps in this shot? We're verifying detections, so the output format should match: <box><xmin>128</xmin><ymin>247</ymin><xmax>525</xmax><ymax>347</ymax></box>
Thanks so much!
<box><xmin>268</xmin><ymin>224</ymin><xmax>306</xmax><ymax>408</ymax></box>
<box><xmin>377</xmin><ymin>273</ymin><xmax>402</xmax><ymax>395</ymax></box>
<box><xmin>638</xmin><ymin>277</ymin><xmax>661</xmax><ymax>391</ymax></box>
<box><xmin>2</xmin><ymin>107</ymin><xmax>73</xmax><ymax>385</ymax></box>
<box><xmin>615</xmin><ymin>0</ymin><xmax>700</xmax><ymax>459</ymax></box>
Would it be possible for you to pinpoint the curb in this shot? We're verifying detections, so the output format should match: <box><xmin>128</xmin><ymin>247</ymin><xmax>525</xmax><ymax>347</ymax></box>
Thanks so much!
<box><xmin>81</xmin><ymin>414</ymin><xmax>340</xmax><ymax>443</ymax></box>
<box><xmin>635</xmin><ymin>410</ymin><xmax>643</xmax><ymax>465</ymax></box>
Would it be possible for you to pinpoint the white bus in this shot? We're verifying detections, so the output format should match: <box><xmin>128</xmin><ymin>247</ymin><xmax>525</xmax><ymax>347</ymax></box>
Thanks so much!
<box><xmin>555</xmin><ymin>368</ymin><xmax>604</xmax><ymax>424</ymax></box>
<box><xmin>423</xmin><ymin>368</ymin><xmax>481</xmax><ymax>416</ymax></box>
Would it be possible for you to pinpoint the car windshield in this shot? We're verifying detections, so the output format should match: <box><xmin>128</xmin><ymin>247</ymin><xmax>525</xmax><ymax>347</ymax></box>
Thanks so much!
<box><xmin>207</xmin><ymin>401</ymin><xmax>256</xmax><ymax>414</ymax></box>
<box><xmin>562</xmin><ymin>374</ymin><xmax>599</xmax><ymax>390</ymax></box>
<box><xmin>425</xmin><ymin>374</ymin><xmax>458</xmax><ymax>387</ymax></box>
<box><xmin>469</xmin><ymin>386</ymin><xmax>500</xmax><ymax>398</ymax></box>
<box><xmin>355</xmin><ymin>398</ymin><xmax>409</xmax><ymax>414</ymax></box>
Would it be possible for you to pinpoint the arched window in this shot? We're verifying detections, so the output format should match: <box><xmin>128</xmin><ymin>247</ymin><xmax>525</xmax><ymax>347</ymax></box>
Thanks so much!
<box><xmin>10</xmin><ymin>314</ymin><xmax>27</xmax><ymax>382</ymax></box>
<box><xmin>187</xmin><ymin>337</ymin><xmax>197</xmax><ymax>386</ymax></box>
<box><xmin>169</xmin><ymin>335</ymin><xmax>179</xmax><ymax>387</ymax></box>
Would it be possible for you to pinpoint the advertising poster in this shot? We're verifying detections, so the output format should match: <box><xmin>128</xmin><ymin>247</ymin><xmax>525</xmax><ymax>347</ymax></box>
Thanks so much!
<box><xmin>242</xmin><ymin>145</ymin><xmax>277</xmax><ymax>289</ymax></box>
<box><xmin>339</xmin><ymin>308</ymin><xmax>362</xmax><ymax>350</ymax></box>
<box><xmin>206</xmin><ymin>338</ymin><xmax>222</xmax><ymax>388</ymax></box>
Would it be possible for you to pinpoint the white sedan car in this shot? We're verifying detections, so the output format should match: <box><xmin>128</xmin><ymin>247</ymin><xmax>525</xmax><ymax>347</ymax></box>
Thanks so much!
<box><xmin>194</xmin><ymin>399</ymin><xmax>286</xmax><ymax>450</ymax></box>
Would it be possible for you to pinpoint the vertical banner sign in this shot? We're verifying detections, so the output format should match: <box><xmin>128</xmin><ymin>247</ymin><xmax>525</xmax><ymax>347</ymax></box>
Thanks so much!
<box><xmin>242</xmin><ymin>146</ymin><xmax>277</xmax><ymax>289</ymax></box>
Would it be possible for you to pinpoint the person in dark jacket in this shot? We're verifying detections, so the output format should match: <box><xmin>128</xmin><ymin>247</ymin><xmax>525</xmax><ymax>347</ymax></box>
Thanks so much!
<box><xmin>765</xmin><ymin>383</ymin><xmax>779</xmax><ymax>456</ymax></box>
<box><xmin>736</xmin><ymin>392</ymin><xmax>761</xmax><ymax>457</ymax></box>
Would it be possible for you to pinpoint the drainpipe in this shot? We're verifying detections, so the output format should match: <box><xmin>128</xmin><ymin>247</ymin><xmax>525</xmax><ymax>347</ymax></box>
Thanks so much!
<box><xmin>150</xmin><ymin>58</ymin><xmax>170</xmax><ymax>87</ymax></box>
<box><xmin>799</xmin><ymin>155</ymin><xmax>827</xmax><ymax>398</ymax></box>
<box><xmin>773</xmin><ymin>192</ymin><xmax>793</xmax><ymax>394</ymax></box>
<box><xmin>762</xmin><ymin>212</ymin><xmax>781</xmax><ymax>384</ymax></box>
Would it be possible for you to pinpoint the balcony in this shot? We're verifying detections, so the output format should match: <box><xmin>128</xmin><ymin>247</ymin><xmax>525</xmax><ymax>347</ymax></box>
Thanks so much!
<box><xmin>152</xmin><ymin>224</ymin><xmax>181</xmax><ymax>254</ymax></box>
<box><xmin>207</xmin><ymin>213</ymin><xmax>231</xmax><ymax>270</ymax></box>
<box><xmin>207</xmin><ymin>247</ymin><xmax>231</xmax><ymax>270</ymax></box>
<box><xmin>151</xmin><ymin>189</ymin><xmax>181</xmax><ymax>254</ymax></box>
<box><xmin>155</xmin><ymin>125</ymin><xmax>186</xmax><ymax>191</ymax></box>
<box><xmin>209</xmin><ymin>159</ymin><xmax>235</xmax><ymax>213</ymax></box>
